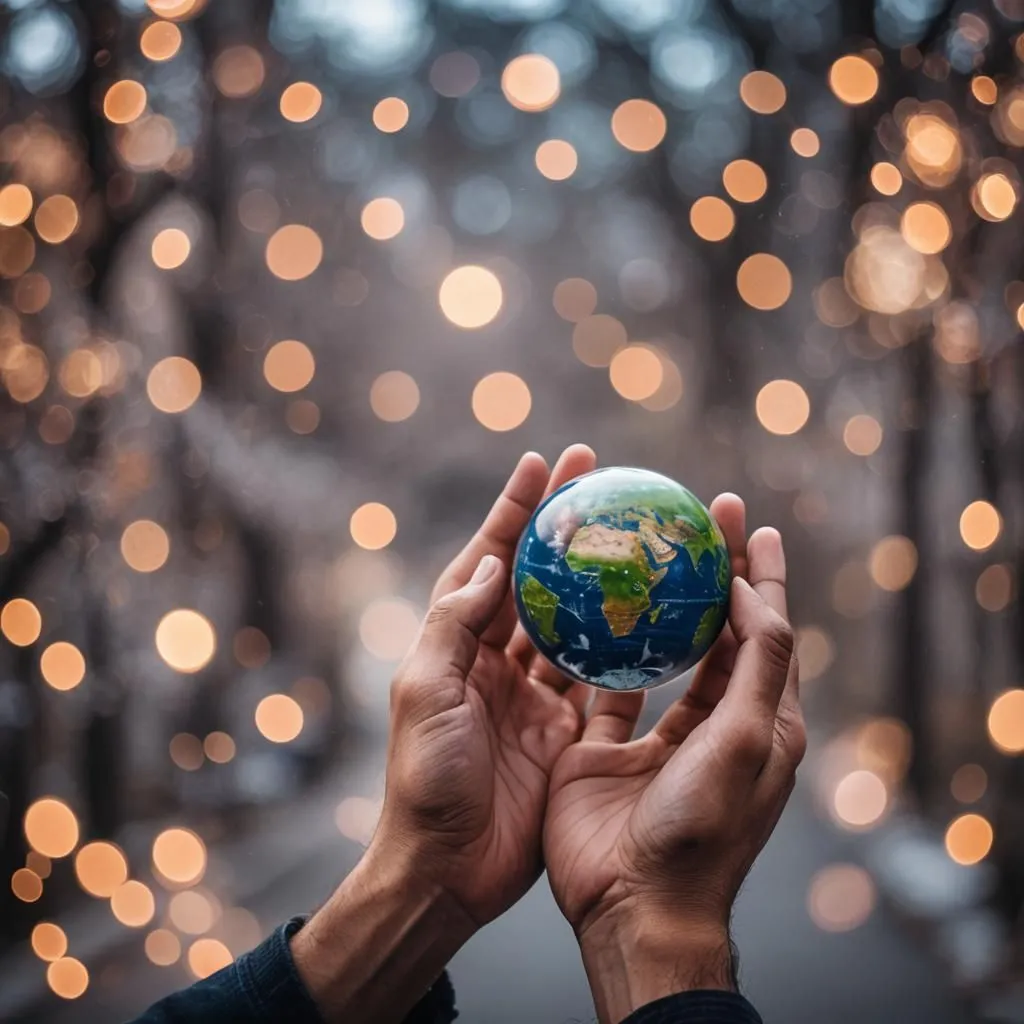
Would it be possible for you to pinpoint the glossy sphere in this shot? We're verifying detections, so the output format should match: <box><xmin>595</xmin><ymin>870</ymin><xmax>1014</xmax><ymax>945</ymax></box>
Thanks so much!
<box><xmin>514</xmin><ymin>468</ymin><xmax>730</xmax><ymax>691</ymax></box>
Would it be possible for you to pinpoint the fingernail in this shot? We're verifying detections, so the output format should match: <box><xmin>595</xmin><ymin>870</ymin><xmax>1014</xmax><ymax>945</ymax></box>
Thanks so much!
<box><xmin>470</xmin><ymin>554</ymin><xmax>499</xmax><ymax>585</ymax></box>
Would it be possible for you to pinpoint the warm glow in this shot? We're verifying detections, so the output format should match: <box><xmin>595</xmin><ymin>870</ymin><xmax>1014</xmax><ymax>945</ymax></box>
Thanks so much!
<box><xmin>611</xmin><ymin>99</ymin><xmax>667</xmax><ymax>152</ymax></box>
<box><xmin>25</xmin><ymin>798</ymin><xmax>79</xmax><ymax>858</ymax></box>
<box><xmin>147</xmin><ymin>356</ymin><xmax>201</xmax><ymax>413</ymax></box>
<box><xmin>213</xmin><ymin>45</ymin><xmax>264</xmax><ymax>98</ymax></box>
<box><xmin>360</xmin><ymin>198</ymin><xmax>405</xmax><ymax>241</ymax></box>
<box><xmin>12</xmin><ymin>868</ymin><xmax>42</xmax><ymax>902</ymax></box>
<box><xmin>370</xmin><ymin>371</ymin><xmax>419</xmax><ymax>422</ymax></box>
<box><xmin>31</xmin><ymin>922</ymin><xmax>67</xmax><ymax>962</ymax></box>
<box><xmin>169</xmin><ymin>733</ymin><xmax>203</xmax><ymax>772</ymax></box>
<box><xmin>0</xmin><ymin>226</ymin><xmax>36</xmax><ymax>279</ymax></box>
<box><xmin>828</xmin><ymin>55</ymin><xmax>879</xmax><ymax>105</ymax></box>
<box><xmin>15</xmin><ymin>272</ymin><xmax>51</xmax><ymax>313</ymax></box>
<box><xmin>0</xmin><ymin>183</ymin><xmax>32</xmax><ymax>226</ymax></box>
<box><xmin>471</xmin><ymin>372</ymin><xmax>531</xmax><ymax>431</ymax></box>
<box><xmin>501</xmin><ymin>54</ymin><xmax>560</xmax><ymax>112</ymax></box>
<box><xmin>988</xmin><ymin>689</ymin><xmax>1024</xmax><ymax>753</ymax></box>
<box><xmin>169</xmin><ymin>890</ymin><xmax>216</xmax><ymax>934</ymax></box>
<box><xmin>121</xmin><ymin>520</ymin><xmax>170</xmax><ymax>573</ymax></box>
<box><xmin>110</xmin><ymin>880</ymin><xmax>156</xmax><ymax>926</ymax></box>
<box><xmin>140</xmin><ymin>20</ymin><xmax>182</xmax><ymax>61</ymax></box>
<box><xmin>832</xmin><ymin>769</ymin><xmax>888</xmax><ymax>829</ymax></box>
<box><xmin>843</xmin><ymin>414</ymin><xmax>883</xmax><ymax>455</ymax></box>
<box><xmin>151</xmin><ymin>228</ymin><xmax>191</xmax><ymax>269</ymax></box>
<box><xmin>263</xmin><ymin>339</ymin><xmax>315</xmax><ymax>392</ymax></box>
<box><xmin>74</xmin><ymin>841</ymin><xmax>128</xmax><ymax>898</ymax></box>
<box><xmin>905</xmin><ymin>113</ymin><xmax>961</xmax><ymax>187</ymax></box>
<box><xmin>960</xmin><ymin>500</ymin><xmax>1002</xmax><ymax>551</ymax></box>
<box><xmin>723</xmin><ymin>159</ymin><xmax>767</xmax><ymax>203</ymax></box>
<box><xmin>46</xmin><ymin>957</ymin><xmax>88</xmax><ymax>1000</ymax></box>
<box><xmin>609</xmin><ymin>345</ymin><xmax>663</xmax><ymax>401</ymax></box>
<box><xmin>2</xmin><ymin>598</ymin><xmax>42</xmax><ymax>646</ymax></box>
<box><xmin>868</xmin><ymin>535</ymin><xmax>918</xmax><ymax>592</ymax></box>
<box><xmin>689</xmin><ymin>196</ymin><xmax>735</xmax><ymax>242</ymax></box>
<box><xmin>104</xmin><ymin>80</ymin><xmax>148</xmax><ymax>124</ymax></box>
<box><xmin>971</xmin><ymin>75</ymin><xmax>997</xmax><ymax>104</ymax></box>
<box><xmin>790</xmin><ymin>128</ymin><xmax>820</xmax><ymax>157</ymax></box>
<box><xmin>238</xmin><ymin>189</ymin><xmax>279</xmax><ymax>233</ymax></box>
<box><xmin>639</xmin><ymin>352</ymin><xmax>683</xmax><ymax>413</ymax></box>
<box><xmin>336</xmin><ymin>796</ymin><xmax>382</xmax><ymax>845</ymax></box>
<box><xmin>255</xmin><ymin>693</ymin><xmax>304</xmax><ymax>743</ymax></box>
<box><xmin>870</xmin><ymin>161</ymin><xmax>902</xmax><ymax>196</ymax></box>
<box><xmin>572</xmin><ymin>314</ymin><xmax>627</xmax><ymax>367</ymax></box>
<box><xmin>439</xmin><ymin>266</ymin><xmax>503</xmax><ymax>329</ymax></box>
<box><xmin>155</xmin><ymin>609</ymin><xmax>216</xmax><ymax>673</ymax></box>
<box><xmin>740</xmin><ymin>70</ymin><xmax>786</xmax><ymax>114</ymax></box>
<box><xmin>844</xmin><ymin>226</ymin><xmax>927</xmax><ymax>315</ymax></box>
<box><xmin>350</xmin><ymin>503</ymin><xmax>397</xmax><ymax>550</ymax></box>
<box><xmin>755</xmin><ymin>379</ymin><xmax>810</xmax><ymax>436</ymax></box>
<box><xmin>280</xmin><ymin>82</ymin><xmax>322</xmax><ymax>123</ymax></box>
<box><xmin>40</xmin><ymin>641</ymin><xmax>86</xmax><ymax>691</ymax></box>
<box><xmin>795</xmin><ymin>626</ymin><xmax>834</xmax><ymax>683</ymax></box>
<box><xmin>233</xmin><ymin>626</ymin><xmax>270</xmax><ymax>669</ymax></box>
<box><xmin>286</xmin><ymin>399</ymin><xmax>320</xmax><ymax>434</ymax></box>
<box><xmin>535</xmin><ymin>139</ymin><xmax>578</xmax><ymax>181</ymax></box>
<box><xmin>359</xmin><ymin>598</ymin><xmax>420</xmax><ymax>660</ymax></box>
<box><xmin>974</xmin><ymin>172</ymin><xmax>1017</xmax><ymax>222</ymax></box>
<box><xmin>146</xmin><ymin>0</ymin><xmax>205</xmax><ymax>17</ymax></box>
<box><xmin>204</xmin><ymin>731</ymin><xmax>236</xmax><ymax>764</ymax></box>
<box><xmin>58</xmin><ymin>349</ymin><xmax>102</xmax><ymax>398</ymax></box>
<box><xmin>900</xmin><ymin>201</ymin><xmax>951</xmax><ymax>254</ymax></box>
<box><xmin>945</xmin><ymin>813</ymin><xmax>993</xmax><ymax>865</ymax></box>
<box><xmin>372</xmin><ymin>97</ymin><xmax>410</xmax><ymax>133</ymax></box>
<box><xmin>188</xmin><ymin>938</ymin><xmax>233</xmax><ymax>979</ymax></box>
<box><xmin>951</xmin><ymin>763</ymin><xmax>988</xmax><ymax>804</ymax></box>
<box><xmin>265</xmin><ymin>225</ymin><xmax>323</xmax><ymax>281</ymax></box>
<box><xmin>145</xmin><ymin>929</ymin><xmax>182</xmax><ymax>966</ymax></box>
<box><xmin>976</xmin><ymin>564</ymin><xmax>1013</xmax><ymax>612</ymax></box>
<box><xmin>34</xmin><ymin>195</ymin><xmax>78</xmax><ymax>244</ymax></box>
<box><xmin>152</xmin><ymin>827</ymin><xmax>207</xmax><ymax>885</ymax></box>
<box><xmin>737</xmin><ymin>253</ymin><xmax>792</xmax><ymax>310</ymax></box>
<box><xmin>807</xmin><ymin>864</ymin><xmax>875</xmax><ymax>932</ymax></box>
<box><xmin>552</xmin><ymin>278</ymin><xmax>597</xmax><ymax>322</ymax></box>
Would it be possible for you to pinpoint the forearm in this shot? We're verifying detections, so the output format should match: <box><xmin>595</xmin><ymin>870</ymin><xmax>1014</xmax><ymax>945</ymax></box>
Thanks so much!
<box><xmin>290</xmin><ymin>843</ymin><xmax>476</xmax><ymax>1024</ymax></box>
<box><xmin>579</xmin><ymin>910</ymin><xmax>736</xmax><ymax>1024</ymax></box>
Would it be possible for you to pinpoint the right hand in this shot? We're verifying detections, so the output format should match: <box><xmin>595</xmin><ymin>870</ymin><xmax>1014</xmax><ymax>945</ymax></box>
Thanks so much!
<box><xmin>542</xmin><ymin>497</ymin><xmax>805</xmax><ymax>1023</ymax></box>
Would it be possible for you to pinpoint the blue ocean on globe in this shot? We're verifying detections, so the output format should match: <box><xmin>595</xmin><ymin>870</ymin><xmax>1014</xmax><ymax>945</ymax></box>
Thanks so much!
<box><xmin>513</xmin><ymin>467</ymin><xmax>731</xmax><ymax>691</ymax></box>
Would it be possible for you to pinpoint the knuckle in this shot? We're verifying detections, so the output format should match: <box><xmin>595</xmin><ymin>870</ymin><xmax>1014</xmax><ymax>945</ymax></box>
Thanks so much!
<box><xmin>755</xmin><ymin>615</ymin><xmax>794</xmax><ymax>674</ymax></box>
<box><xmin>729</xmin><ymin>720</ymin><xmax>773</xmax><ymax>766</ymax></box>
<box><xmin>423</xmin><ymin>600</ymin><xmax>456</xmax><ymax>632</ymax></box>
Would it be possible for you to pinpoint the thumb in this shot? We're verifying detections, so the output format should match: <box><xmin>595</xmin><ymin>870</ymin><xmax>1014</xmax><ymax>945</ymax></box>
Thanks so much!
<box><xmin>393</xmin><ymin>555</ymin><xmax>508</xmax><ymax>716</ymax></box>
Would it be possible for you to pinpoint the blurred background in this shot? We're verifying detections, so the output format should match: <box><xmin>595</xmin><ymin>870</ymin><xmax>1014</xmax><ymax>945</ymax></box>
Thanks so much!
<box><xmin>0</xmin><ymin>0</ymin><xmax>1023</xmax><ymax>1021</ymax></box>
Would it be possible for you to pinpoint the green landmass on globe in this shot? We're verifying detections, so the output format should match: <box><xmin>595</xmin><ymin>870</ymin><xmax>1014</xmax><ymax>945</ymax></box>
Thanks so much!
<box><xmin>513</xmin><ymin>468</ymin><xmax>732</xmax><ymax>691</ymax></box>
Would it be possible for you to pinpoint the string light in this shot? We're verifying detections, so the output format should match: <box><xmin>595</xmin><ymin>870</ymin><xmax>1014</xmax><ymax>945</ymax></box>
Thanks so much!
<box><xmin>611</xmin><ymin>99</ymin><xmax>667</xmax><ymax>152</ymax></box>
<box><xmin>280</xmin><ymin>82</ymin><xmax>322</xmax><ymax>123</ymax></box>
<box><xmin>439</xmin><ymin>266</ymin><xmax>503</xmax><ymax>329</ymax></box>
<box><xmin>501</xmin><ymin>55</ymin><xmax>560</xmax><ymax>112</ymax></box>
<box><xmin>373</xmin><ymin>97</ymin><xmax>409</xmax><ymax>133</ymax></box>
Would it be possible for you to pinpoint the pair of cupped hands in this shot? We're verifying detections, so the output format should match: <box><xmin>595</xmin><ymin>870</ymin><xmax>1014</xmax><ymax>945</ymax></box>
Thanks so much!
<box><xmin>293</xmin><ymin>446</ymin><xmax>806</xmax><ymax>1024</ymax></box>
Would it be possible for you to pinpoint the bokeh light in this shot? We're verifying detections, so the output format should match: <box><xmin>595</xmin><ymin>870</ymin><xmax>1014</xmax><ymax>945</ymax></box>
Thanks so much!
<box><xmin>111</xmin><ymin>880</ymin><xmax>155</xmax><ymax>926</ymax></box>
<box><xmin>960</xmin><ymin>500</ymin><xmax>1002</xmax><ymax>551</ymax></box>
<box><xmin>145</xmin><ymin>929</ymin><xmax>182</xmax><ymax>967</ymax></box>
<box><xmin>12</xmin><ymin>868</ymin><xmax>43</xmax><ymax>903</ymax></box>
<box><xmin>151</xmin><ymin>228</ymin><xmax>191</xmax><ymax>269</ymax></box>
<box><xmin>951</xmin><ymin>764</ymin><xmax>988</xmax><ymax>804</ymax></box>
<box><xmin>40</xmin><ymin>641</ymin><xmax>86</xmax><ymax>691</ymax></box>
<box><xmin>359</xmin><ymin>598</ymin><xmax>420</xmax><ymax>661</ymax></box>
<box><xmin>152</xmin><ymin>828</ymin><xmax>207</xmax><ymax>885</ymax></box>
<box><xmin>535</xmin><ymin>140</ymin><xmax>578</xmax><ymax>181</ymax></box>
<box><xmin>501</xmin><ymin>55</ymin><xmax>560</xmax><ymax>113</ymax></box>
<box><xmin>121</xmin><ymin>520</ymin><xmax>171</xmax><ymax>573</ymax></box>
<box><xmin>2</xmin><ymin>598</ymin><xmax>42</xmax><ymax>646</ymax></box>
<box><xmin>988</xmin><ymin>689</ymin><xmax>1024</xmax><ymax>753</ymax></box>
<box><xmin>900</xmin><ymin>201</ymin><xmax>951</xmax><ymax>254</ymax></box>
<box><xmin>552</xmin><ymin>278</ymin><xmax>597</xmax><ymax>322</ymax></box>
<box><xmin>737</xmin><ymin>254</ymin><xmax>792</xmax><ymax>310</ymax></box>
<box><xmin>829</xmin><ymin>55</ymin><xmax>879</xmax><ymax>105</ymax></box>
<box><xmin>945</xmin><ymin>813</ymin><xmax>993</xmax><ymax>865</ymax></box>
<box><xmin>74</xmin><ymin>841</ymin><xmax>128</xmax><ymax>898</ymax></box>
<box><xmin>213</xmin><ymin>45</ymin><xmax>264</xmax><ymax>99</ymax></box>
<box><xmin>361</xmin><ymin>198</ymin><xmax>405</xmax><ymax>241</ymax></box>
<box><xmin>350</xmin><ymin>503</ymin><xmax>397</xmax><ymax>550</ymax></box>
<box><xmin>280</xmin><ymin>82</ymin><xmax>322</xmax><ymax>123</ymax></box>
<box><xmin>255</xmin><ymin>694</ymin><xmax>304</xmax><ymax>743</ymax></box>
<box><xmin>609</xmin><ymin>345</ymin><xmax>663</xmax><ymax>401</ymax></box>
<box><xmin>170</xmin><ymin>733</ymin><xmax>204</xmax><ymax>772</ymax></box>
<box><xmin>722</xmin><ymin>159</ymin><xmax>767</xmax><ymax>203</ymax></box>
<box><xmin>147</xmin><ymin>357</ymin><xmax>202</xmax><ymax>414</ymax></box>
<box><xmin>755</xmin><ymin>379</ymin><xmax>809</xmax><ymax>435</ymax></box>
<box><xmin>572</xmin><ymin>314</ymin><xmax>627</xmax><ymax>367</ymax></box>
<box><xmin>611</xmin><ymin>99</ymin><xmax>667</xmax><ymax>152</ymax></box>
<box><xmin>439</xmin><ymin>266</ymin><xmax>503</xmax><ymax>329</ymax></box>
<box><xmin>0</xmin><ymin>184</ymin><xmax>33</xmax><ymax>226</ymax></box>
<box><xmin>264</xmin><ymin>340</ymin><xmax>315</xmax><ymax>392</ymax></box>
<box><xmin>155</xmin><ymin>609</ymin><xmax>217</xmax><ymax>674</ymax></box>
<box><xmin>832</xmin><ymin>769</ymin><xmax>888</xmax><ymax>829</ymax></box>
<box><xmin>373</xmin><ymin>97</ymin><xmax>410</xmax><ymax>133</ymax></box>
<box><xmin>265</xmin><ymin>225</ymin><xmax>323</xmax><ymax>281</ymax></box>
<box><xmin>187</xmin><ymin>938</ymin><xmax>233</xmax><ymax>979</ymax></box>
<box><xmin>46</xmin><ymin>957</ymin><xmax>88</xmax><ymax>1000</ymax></box>
<box><xmin>976</xmin><ymin>564</ymin><xmax>1013</xmax><ymax>612</ymax></box>
<box><xmin>843</xmin><ymin>414</ymin><xmax>883</xmax><ymax>455</ymax></box>
<box><xmin>31</xmin><ymin>923</ymin><xmax>67</xmax><ymax>962</ymax></box>
<box><xmin>24</xmin><ymin>798</ymin><xmax>79</xmax><ymax>858</ymax></box>
<box><xmin>104</xmin><ymin>80</ymin><xmax>147</xmax><ymax>124</ymax></box>
<box><xmin>690</xmin><ymin>197</ymin><xmax>735</xmax><ymax>242</ymax></box>
<box><xmin>868</xmin><ymin>536</ymin><xmax>918</xmax><ymax>592</ymax></box>
<box><xmin>370</xmin><ymin>371</ymin><xmax>420</xmax><ymax>422</ymax></box>
<box><xmin>740</xmin><ymin>71</ymin><xmax>786</xmax><ymax>114</ymax></box>
<box><xmin>870</xmin><ymin>162</ymin><xmax>902</xmax><ymax>195</ymax></box>
<box><xmin>790</xmin><ymin>128</ymin><xmax>820</xmax><ymax>157</ymax></box>
<box><xmin>140</xmin><ymin>20</ymin><xmax>182</xmax><ymax>61</ymax></box>
<box><xmin>808</xmin><ymin>865</ymin><xmax>875</xmax><ymax>932</ymax></box>
<box><xmin>472</xmin><ymin>372</ymin><xmax>532</xmax><ymax>431</ymax></box>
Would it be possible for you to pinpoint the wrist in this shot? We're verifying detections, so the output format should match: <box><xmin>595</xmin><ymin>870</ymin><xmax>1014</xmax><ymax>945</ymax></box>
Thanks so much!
<box><xmin>578</xmin><ymin>904</ymin><xmax>735</xmax><ymax>1024</ymax></box>
<box><xmin>291</xmin><ymin>840</ymin><xmax>477</xmax><ymax>1024</ymax></box>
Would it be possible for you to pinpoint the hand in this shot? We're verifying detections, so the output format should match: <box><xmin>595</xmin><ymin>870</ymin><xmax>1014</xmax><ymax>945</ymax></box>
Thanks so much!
<box><xmin>543</xmin><ymin>497</ymin><xmax>806</xmax><ymax>1024</ymax></box>
<box><xmin>293</xmin><ymin>447</ymin><xmax>594</xmax><ymax>1023</ymax></box>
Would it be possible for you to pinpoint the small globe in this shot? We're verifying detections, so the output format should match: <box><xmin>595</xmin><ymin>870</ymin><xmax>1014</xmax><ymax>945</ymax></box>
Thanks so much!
<box><xmin>513</xmin><ymin>467</ymin><xmax>731</xmax><ymax>691</ymax></box>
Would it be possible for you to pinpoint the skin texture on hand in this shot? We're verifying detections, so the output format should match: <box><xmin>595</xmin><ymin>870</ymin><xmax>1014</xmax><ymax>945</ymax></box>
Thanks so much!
<box><xmin>294</xmin><ymin>447</ymin><xmax>595</xmax><ymax>1023</ymax></box>
<box><xmin>542</xmin><ymin>496</ymin><xmax>806</xmax><ymax>1024</ymax></box>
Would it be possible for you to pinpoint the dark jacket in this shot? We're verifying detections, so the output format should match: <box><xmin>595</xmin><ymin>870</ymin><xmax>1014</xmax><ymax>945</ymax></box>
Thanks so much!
<box><xmin>130</xmin><ymin>918</ymin><xmax>762</xmax><ymax>1024</ymax></box>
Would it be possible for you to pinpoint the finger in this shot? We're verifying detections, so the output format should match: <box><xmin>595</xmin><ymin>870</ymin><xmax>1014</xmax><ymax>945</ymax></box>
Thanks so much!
<box><xmin>747</xmin><ymin>527</ymin><xmax>787</xmax><ymax>620</ymax></box>
<box><xmin>756</xmin><ymin>656</ymin><xmax>806</xmax><ymax>802</ymax></box>
<box><xmin>712</xmin><ymin>576</ymin><xmax>794</xmax><ymax>771</ymax></box>
<box><xmin>582</xmin><ymin>689</ymin><xmax>645</xmax><ymax>743</ymax></box>
<box><xmin>395</xmin><ymin>555</ymin><xmax>507</xmax><ymax>723</ymax></box>
<box><xmin>431</xmin><ymin>452</ymin><xmax>549</xmax><ymax>604</ymax></box>
<box><xmin>508</xmin><ymin>443</ymin><xmax>597</xmax><ymax>669</ymax></box>
<box><xmin>708</xmin><ymin>493</ymin><xmax>747</xmax><ymax>583</ymax></box>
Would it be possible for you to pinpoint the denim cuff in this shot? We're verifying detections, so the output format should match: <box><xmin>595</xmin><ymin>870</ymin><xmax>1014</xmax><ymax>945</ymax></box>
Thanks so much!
<box><xmin>622</xmin><ymin>990</ymin><xmax>763</xmax><ymax>1024</ymax></box>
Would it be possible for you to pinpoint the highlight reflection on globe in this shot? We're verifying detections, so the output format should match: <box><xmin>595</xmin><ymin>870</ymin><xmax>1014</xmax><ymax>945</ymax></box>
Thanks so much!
<box><xmin>513</xmin><ymin>467</ymin><xmax>731</xmax><ymax>691</ymax></box>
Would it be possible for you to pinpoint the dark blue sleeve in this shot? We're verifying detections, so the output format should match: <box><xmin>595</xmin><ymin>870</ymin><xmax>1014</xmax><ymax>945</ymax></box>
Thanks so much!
<box><xmin>623</xmin><ymin>991</ymin><xmax>762</xmax><ymax>1024</ymax></box>
<box><xmin>129</xmin><ymin>917</ymin><xmax>458</xmax><ymax>1024</ymax></box>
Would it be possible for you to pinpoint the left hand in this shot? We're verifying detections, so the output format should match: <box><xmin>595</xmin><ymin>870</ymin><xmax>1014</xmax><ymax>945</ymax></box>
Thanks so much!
<box><xmin>374</xmin><ymin>445</ymin><xmax>595</xmax><ymax>927</ymax></box>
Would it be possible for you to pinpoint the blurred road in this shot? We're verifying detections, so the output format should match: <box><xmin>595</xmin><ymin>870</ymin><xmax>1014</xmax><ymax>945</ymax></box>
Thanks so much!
<box><xmin>10</xmin><ymin>667</ymin><xmax>973</xmax><ymax>1024</ymax></box>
